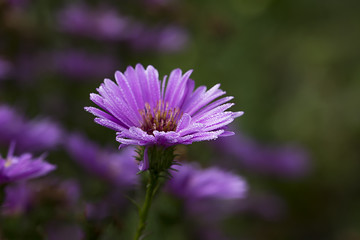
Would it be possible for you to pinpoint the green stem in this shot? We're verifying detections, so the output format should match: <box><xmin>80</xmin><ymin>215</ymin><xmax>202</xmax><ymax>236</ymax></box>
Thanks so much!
<box><xmin>0</xmin><ymin>184</ymin><xmax>6</xmax><ymax>211</ymax></box>
<box><xmin>0</xmin><ymin>184</ymin><xmax>6</xmax><ymax>236</ymax></box>
<box><xmin>0</xmin><ymin>184</ymin><xmax>4</xmax><ymax>202</ymax></box>
<box><xmin>133</xmin><ymin>173</ymin><xmax>159</xmax><ymax>240</ymax></box>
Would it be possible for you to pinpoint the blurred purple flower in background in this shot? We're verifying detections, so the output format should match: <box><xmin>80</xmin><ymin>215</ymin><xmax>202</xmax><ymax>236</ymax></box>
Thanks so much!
<box><xmin>85</xmin><ymin>190</ymin><xmax>130</xmax><ymax>220</ymax></box>
<box><xmin>21</xmin><ymin>118</ymin><xmax>63</xmax><ymax>153</ymax></box>
<box><xmin>12</xmin><ymin>54</ymin><xmax>42</xmax><ymax>83</ymax></box>
<box><xmin>0</xmin><ymin>57</ymin><xmax>12</xmax><ymax>80</ymax></box>
<box><xmin>7</xmin><ymin>51</ymin><xmax>119</xmax><ymax>82</ymax></box>
<box><xmin>86</xmin><ymin>64</ymin><xmax>243</xmax><ymax>148</ymax></box>
<box><xmin>2</xmin><ymin>178</ymin><xmax>80</xmax><ymax>216</ymax></box>
<box><xmin>168</xmin><ymin>163</ymin><xmax>247</xmax><ymax>200</ymax></box>
<box><xmin>2</xmin><ymin>181</ymin><xmax>30</xmax><ymax>215</ymax></box>
<box><xmin>44</xmin><ymin>223</ymin><xmax>84</xmax><ymax>240</ymax></box>
<box><xmin>6</xmin><ymin>0</ymin><xmax>28</xmax><ymax>8</ymax></box>
<box><xmin>57</xmin><ymin>4</ymin><xmax>188</xmax><ymax>52</ymax></box>
<box><xmin>143</xmin><ymin>0</ymin><xmax>175</xmax><ymax>8</ymax></box>
<box><xmin>65</xmin><ymin>133</ymin><xmax>138</xmax><ymax>187</ymax></box>
<box><xmin>0</xmin><ymin>105</ymin><xmax>63</xmax><ymax>153</ymax></box>
<box><xmin>0</xmin><ymin>105</ymin><xmax>24</xmax><ymax>143</ymax></box>
<box><xmin>155</xmin><ymin>26</ymin><xmax>188</xmax><ymax>52</ymax></box>
<box><xmin>215</xmin><ymin>128</ymin><xmax>310</xmax><ymax>178</ymax></box>
<box><xmin>0</xmin><ymin>54</ymin><xmax>48</xmax><ymax>83</ymax></box>
<box><xmin>167</xmin><ymin>163</ymin><xmax>247</xmax><ymax>223</ymax></box>
<box><xmin>51</xmin><ymin>50</ymin><xmax>119</xmax><ymax>80</ymax></box>
<box><xmin>236</xmin><ymin>192</ymin><xmax>286</xmax><ymax>221</ymax></box>
<box><xmin>129</xmin><ymin>25</ymin><xmax>188</xmax><ymax>53</ymax></box>
<box><xmin>53</xmin><ymin>179</ymin><xmax>81</xmax><ymax>207</ymax></box>
<box><xmin>198</xmin><ymin>227</ymin><xmax>234</xmax><ymax>240</ymax></box>
<box><xmin>57</xmin><ymin>4</ymin><xmax>129</xmax><ymax>41</ymax></box>
<box><xmin>0</xmin><ymin>143</ymin><xmax>56</xmax><ymax>185</ymax></box>
<box><xmin>2</xmin><ymin>178</ymin><xmax>83</xmax><ymax>239</ymax></box>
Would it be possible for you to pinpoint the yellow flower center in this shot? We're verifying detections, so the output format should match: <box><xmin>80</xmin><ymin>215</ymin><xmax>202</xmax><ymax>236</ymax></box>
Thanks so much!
<box><xmin>139</xmin><ymin>100</ymin><xmax>182</xmax><ymax>135</ymax></box>
<box><xmin>4</xmin><ymin>158</ymin><xmax>13</xmax><ymax>168</ymax></box>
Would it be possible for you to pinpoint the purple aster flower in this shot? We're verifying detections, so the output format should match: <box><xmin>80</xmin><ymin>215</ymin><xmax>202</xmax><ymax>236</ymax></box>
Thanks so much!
<box><xmin>236</xmin><ymin>192</ymin><xmax>286</xmax><ymax>221</ymax></box>
<box><xmin>167</xmin><ymin>163</ymin><xmax>247</xmax><ymax>223</ymax></box>
<box><xmin>57</xmin><ymin>4</ymin><xmax>188</xmax><ymax>53</ymax></box>
<box><xmin>0</xmin><ymin>105</ymin><xmax>63</xmax><ymax>153</ymax></box>
<box><xmin>2</xmin><ymin>182</ymin><xmax>31</xmax><ymax>215</ymax></box>
<box><xmin>0</xmin><ymin>105</ymin><xmax>24</xmax><ymax>144</ymax></box>
<box><xmin>0</xmin><ymin>57</ymin><xmax>12</xmax><ymax>80</ymax></box>
<box><xmin>49</xmin><ymin>179</ymin><xmax>81</xmax><ymax>207</ymax></box>
<box><xmin>20</xmin><ymin>118</ymin><xmax>63</xmax><ymax>152</ymax></box>
<box><xmin>7</xmin><ymin>0</ymin><xmax>28</xmax><ymax>8</ymax></box>
<box><xmin>129</xmin><ymin>25</ymin><xmax>189</xmax><ymax>53</ymax></box>
<box><xmin>197</xmin><ymin>227</ymin><xmax>234</xmax><ymax>240</ymax></box>
<box><xmin>51</xmin><ymin>50</ymin><xmax>119</xmax><ymax>80</ymax></box>
<box><xmin>155</xmin><ymin>26</ymin><xmax>188</xmax><ymax>52</ymax></box>
<box><xmin>215</xmin><ymin>127</ymin><xmax>310</xmax><ymax>178</ymax></box>
<box><xmin>86</xmin><ymin>64</ymin><xmax>243</xmax><ymax>148</ymax></box>
<box><xmin>57</xmin><ymin>4</ymin><xmax>130</xmax><ymax>41</ymax></box>
<box><xmin>2</xmin><ymin>178</ymin><xmax>80</xmax><ymax>216</ymax></box>
<box><xmin>0</xmin><ymin>143</ymin><xmax>56</xmax><ymax>185</ymax></box>
<box><xmin>85</xmin><ymin>190</ymin><xmax>130</xmax><ymax>220</ymax></box>
<box><xmin>44</xmin><ymin>223</ymin><xmax>84</xmax><ymax>240</ymax></box>
<box><xmin>12</xmin><ymin>54</ymin><xmax>42</xmax><ymax>83</ymax></box>
<box><xmin>65</xmin><ymin>133</ymin><xmax>138</xmax><ymax>187</ymax></box>
<box><xmin>57</xmin><ymin>4</ymin><xmax>90</xmax><ymax>36</ymax></box>
<box><xmin>142</xmin><ymin>0</ymin><xmax>177</xmax><ymax>8</ymax></box>
<box><xmin>167</xmin><ymin>163</ymin><xmax>247</xmax><ymax>200</ymax></box>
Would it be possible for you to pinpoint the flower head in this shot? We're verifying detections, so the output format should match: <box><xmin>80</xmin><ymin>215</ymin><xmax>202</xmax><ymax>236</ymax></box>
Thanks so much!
<box><xmin>51</xmin><ymin>50</ymin><xmax>119</xmax><ymax>80</ymax></box>
<box><xmin>0</xmin><ymin>143</ymin><xmax>56</xmax><ymax>185</ymax></box>
<box><xmin>57</xmin><ymin>5</ymin><xmax>188</xmax><ymax>53</ymax></box>
<box><xmin>0</xmin><ymin>105</ymin><xmax>24</xmax><ymax>143</ymax></box>
<box><xmin>57</xmin><ymin>4</ymin><xmax>129</xmax><ymax>41</ymax></box>
<box><xmin>2</xmin><ymin>178</ymin><xmax>79</xmax><ymax>216</ymax></box>
<box><xmin>0</xmin><ymin>105</ymin><xmax>63</xmax><ymax>153</ymax></box>
<box><xmin>129</xmin><ymin>25</ymin><xmax>188</xmax><ymax>53</ymax></box>
<box><xmin>44</xmin><ymin>223</ymin><xmax>84</xmax><ymax>240</ymax></box>
<box><xmin>0</xmin><ymin>57</ymin><xmax>12</xmax><ymax>80</ymax></box>
<box><xmin>20</xmin><ymin>118</ymin><xmax>63</xmax><ymax>153</ymax></box>
<box><xmin>2</xmin><ymin>182</ymin><xmax>30</xmax><ymax>215</ymax></box>
<box><xmin>215</xmin><ymin>127</ymin><xmax>310</xmax><ymax>178</ymax></box>
<box><xmin>166</xmin><ymin>163</ymin><xmax>248</xmax><ymax>223</ymax></box>
<box><xmin>86</xmin><ymin>64</ymin><xmax>243</xmax><ymax>148</ymax></box>
<box><xmin>65</xmin><ymin>133</ymin><xmax>138</xmax><ymax>187</ymax></box>
<box><xmin>167</xmin><ymin>163</ymin><xmax>248</xmax><ymax>200</ymax></box>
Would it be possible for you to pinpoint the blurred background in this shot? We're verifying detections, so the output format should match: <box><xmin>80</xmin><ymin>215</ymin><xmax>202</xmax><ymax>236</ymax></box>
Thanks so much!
<box><xmin>1</xmin><ymin>0</ymin><xmax>360</xmax><ymax>239</ymax></box>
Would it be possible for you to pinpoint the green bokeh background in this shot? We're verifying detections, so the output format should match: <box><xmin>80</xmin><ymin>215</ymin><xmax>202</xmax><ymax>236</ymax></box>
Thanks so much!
<box><xmin>1</xmin><ymin>0</ymin><xmax>360</xmax><ymax>239</ymax></box>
